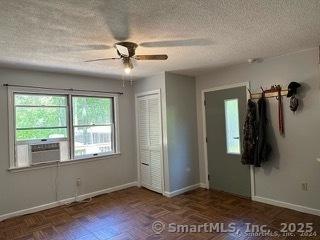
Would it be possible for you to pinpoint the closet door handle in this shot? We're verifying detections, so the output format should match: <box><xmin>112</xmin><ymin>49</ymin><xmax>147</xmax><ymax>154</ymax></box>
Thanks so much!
<box><xmin>233</xmin><ymin>137</ymin><xmax>240</xmax><ymax>139</ymax></box>
<box><xmin>141</xmin><ymin>163</ymin><xmax>149</xmax><ymax>166</ymax></box>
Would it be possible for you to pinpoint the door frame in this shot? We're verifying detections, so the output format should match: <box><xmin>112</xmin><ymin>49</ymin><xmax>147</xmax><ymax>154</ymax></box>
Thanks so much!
<box><xmin>135</xmin><ymin>89</ymin><xmax>165</xmax><ymax>195</ymax></box>
<box><xmin>201</xmin><ymin>82</ymin><xmax>255</xmax><ymax>199</ymax></box>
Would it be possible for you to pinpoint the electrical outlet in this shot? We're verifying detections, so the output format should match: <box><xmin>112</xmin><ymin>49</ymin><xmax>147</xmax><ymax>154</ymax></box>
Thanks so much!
<box><xmin>301</xmin><ymin>183</ymin><xmax>308</xmax><ymax>191</ymax></box>
<box><xmin>76</xmin><ymin>178</ymin><xmax>81</xmax><ymax>187</ymax></box>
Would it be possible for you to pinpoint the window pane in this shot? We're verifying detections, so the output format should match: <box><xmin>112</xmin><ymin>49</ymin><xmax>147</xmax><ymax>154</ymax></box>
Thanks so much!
<box><xmin>224</xmin><ymin>99</ymin><xmax>241</xmax><ymax>154</ymax></box>
<box><xmin>15</xmin><ymin>107</ymin><xmax>67</xmax><ymax>128</ymax></box>
<box><xmin>74</xmin><ymin>126</ymin><xmax>113</xmax><ymax>157</ymax></box>
<box><xmin>73</xmin><ymin>97</ymin><xmax>113</xmax><ymax>125</ymax></box>
<box><xmin>16</xmin><ymin>128</ymin><xmax>67</xmax><ymax>141</ymax></box>
<box><xmin>15</xmin><ymin>94</ymin><xmax>66</xmax><ymax>106</ymax></box>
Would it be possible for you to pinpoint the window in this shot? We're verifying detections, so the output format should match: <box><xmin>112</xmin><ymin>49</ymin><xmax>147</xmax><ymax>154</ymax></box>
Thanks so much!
<box><xmin>15</xmin><ymin>94</ymin><xmax>68</xmax><ymax>141</ymax></box>
<box><xmin>10</xmin><ymin>90</ymin><xmax>119</xmax><ymax>169</ymax></box>
<box><xmin>72</xmin><ymin>96</ymin><xmax>114</xmax><ymax>159</ymax></box>
<box><xmin>224</xmin><ymin>99</ymin><xmax>241</xmax><ymax>154</ymax></box>
<box><xmin>14</xmin><ymin>94</ymin><xmax>69</xmax><ymax>167</ymax></box>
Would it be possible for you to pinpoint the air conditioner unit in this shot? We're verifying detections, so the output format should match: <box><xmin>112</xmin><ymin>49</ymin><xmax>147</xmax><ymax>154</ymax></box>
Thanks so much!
<box><xmin>30</xmin><ymin>142</ymin><xmax>60</xmax><ymax>165</ymax></box>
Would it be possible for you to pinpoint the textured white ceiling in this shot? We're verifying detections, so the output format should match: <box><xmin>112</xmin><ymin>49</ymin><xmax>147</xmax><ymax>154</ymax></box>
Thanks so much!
<box><xmin>0</xmin><ymin>0</ymin><xmax>319</xmax><ymax>79</ymax></box>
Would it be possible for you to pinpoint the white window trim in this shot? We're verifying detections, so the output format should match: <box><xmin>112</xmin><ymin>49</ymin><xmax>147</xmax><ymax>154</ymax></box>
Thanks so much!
<box><xmin>8</xmin><ymin>86</ymin><xmax>121</xmax><ymax>170</ymax></box>
<box><xmin>224</xmin><ymin>98</ymin><xmax>241</xmax><ymax>155</ymax></box>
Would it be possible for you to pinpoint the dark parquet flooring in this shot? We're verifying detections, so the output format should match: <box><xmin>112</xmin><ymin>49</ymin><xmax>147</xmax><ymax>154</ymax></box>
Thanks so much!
<box><xmin>0</xmin><ymin>187</ymin><xmax>319</xmax><ymax>240</ymax></box>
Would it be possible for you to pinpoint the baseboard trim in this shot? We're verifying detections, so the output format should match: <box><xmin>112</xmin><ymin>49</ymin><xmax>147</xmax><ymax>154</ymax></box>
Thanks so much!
<box><xmin>4</xmin><ymin>182</ymin><xmax>317</xmax><ymax>221</ymax></box>
<box><xmin>164</xmin><ymin>183</ymin><xmax>202</xmax><ymax>198</ymax></box>
<box><xmin>199</xmin><ymin>182</ymin><xmax>208</xmax><ymax>189</ymax></box>
<box><xmin>252</xmin><ymin>196</ymin><xmax>320</xmax><ymax>217</ymax></box>
<box><xmin>0</xmin><ymin>181</ymin><xmax>138</xmax><ymax>221</ymax></box>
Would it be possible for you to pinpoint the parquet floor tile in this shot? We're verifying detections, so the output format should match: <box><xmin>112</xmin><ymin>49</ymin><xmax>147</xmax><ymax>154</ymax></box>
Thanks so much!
<box><xmin>1</xmin><ymin>187</ymin><xmax>319</xmax><ymax>239</ymax></box>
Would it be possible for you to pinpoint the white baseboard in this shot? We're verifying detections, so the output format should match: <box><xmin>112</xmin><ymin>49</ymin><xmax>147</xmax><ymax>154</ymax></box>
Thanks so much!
<box><xmin>0</xmin><ymin>181</ymin><xmax>138</xmax><ymax>222</ymax></box>
<box><xmin>199</xmin><ymin>182</ymin><xmax>208</xmax><ymax>189</ymax></box>
<box><xmin>164</xmin><ymin>183</ymin><xmax>201</xmax><ymax>197</ymax></box>
<box><xmin>4</xmin><ymin>182</ymin><xmax>317</xmax><ymax>221</ymax></box>
<box><xmin>252</xmin><ymin>196</ymin><xmax>320</xmax><ymax>217</ymax></box>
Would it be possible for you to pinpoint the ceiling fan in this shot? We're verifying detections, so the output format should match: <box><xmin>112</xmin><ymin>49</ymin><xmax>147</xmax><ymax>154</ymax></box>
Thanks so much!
<box><xmin>84</xmin><ymin>41</ymin><xmax>168</xmax><ymax>74</ymax></box>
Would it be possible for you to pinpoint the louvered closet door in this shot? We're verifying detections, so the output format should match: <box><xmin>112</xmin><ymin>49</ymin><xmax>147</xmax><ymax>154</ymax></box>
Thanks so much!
<box><xmin>137</xmin><ymin>98</ymin><xmax>151</xmax><ymax>187</ymax></box>
<box><xmin>137</xmin><ymin>93</ymin><xmax>163</xmax><ymax>193</ymax></box>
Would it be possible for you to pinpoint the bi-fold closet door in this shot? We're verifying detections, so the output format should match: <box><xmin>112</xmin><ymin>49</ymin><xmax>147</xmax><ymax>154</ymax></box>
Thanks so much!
<box><xmin>136</xmin><ymin>92</ymin><xmax>163</xmax><ymax>193</ymax></box>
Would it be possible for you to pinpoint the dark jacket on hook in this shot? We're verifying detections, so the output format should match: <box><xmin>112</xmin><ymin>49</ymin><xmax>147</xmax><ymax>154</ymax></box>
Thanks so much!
<box><xmin>241</xmin><ymin>99</ymin><xmax>257</xmax><ymax>165</ymax></box>
<box><xmin>254</xmin><ymin>96</ymin><xmax>272</xmax><ymax>167</ymax></box>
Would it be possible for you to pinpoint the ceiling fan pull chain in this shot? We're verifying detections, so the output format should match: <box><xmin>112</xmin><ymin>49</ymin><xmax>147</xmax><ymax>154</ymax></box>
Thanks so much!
<box><xmin>122</xmin><ymin>74</ymin><xmax>125</xmax><ymax>88</ymax></box>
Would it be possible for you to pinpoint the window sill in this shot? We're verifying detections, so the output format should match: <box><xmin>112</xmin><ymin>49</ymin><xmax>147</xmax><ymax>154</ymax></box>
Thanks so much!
<box><xmin>8</xmin><ymin>152</ymin><xmax>121</xmax><ymax>173</ymax></box>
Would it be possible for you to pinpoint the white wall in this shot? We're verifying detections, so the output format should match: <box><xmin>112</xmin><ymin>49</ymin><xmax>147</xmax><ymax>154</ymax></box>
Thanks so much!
<box><xmin>134</xmin><ymin>73</ymin><xmax>166</xmax><ymax>94</ymax></box>
<box><xmin>133</xmin><ymin>73</ymin><xmax>170</xmax><ymax>192</ymax></box>
<box><xmin>165</xmin><ymin>72</ymin><xmax>199</xmax><ymax>191</ymax></box>
<box><xmin>134</xmin><ymin>73</ymin><xmax>199</xmax><ymax>192</ymax></box>
<box><xmin>196</xmin><ymin>48</ymin><xmax>320</xmax><ymax>210</ymax></box>
<box><xmin>0</xmin><ymin>68</ymin><xmax>137</xmax><ymax>216</ymax></box>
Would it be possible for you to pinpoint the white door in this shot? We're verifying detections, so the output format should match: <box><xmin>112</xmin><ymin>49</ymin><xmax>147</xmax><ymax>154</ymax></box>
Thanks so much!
<box><xmin>136</xmin><ymin>92</ymin><xmax>163</xmax><ymax>193</ymax></box>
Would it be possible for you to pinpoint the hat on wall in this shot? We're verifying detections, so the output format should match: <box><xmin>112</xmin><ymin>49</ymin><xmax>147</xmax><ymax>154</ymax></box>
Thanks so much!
<box><xmin>287</xmin><ymin>82</ymin><xmax>301</xmax><ymax>97</ymax></box>
<box><xmin>290</xmin><ymin>96</ymin><xmax>299</xmax><ymax>112</ymax></box>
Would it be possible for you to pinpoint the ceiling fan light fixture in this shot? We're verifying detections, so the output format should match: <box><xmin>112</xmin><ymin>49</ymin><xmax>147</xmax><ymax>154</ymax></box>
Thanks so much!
<box><xmin>123</xmin><ymin>57</ymin><xmax>133</xmax><ymax>74</ymax></box>
<box><xmin>124</xmin><ymin>66</ymin><xmax>131</xmax><ymax>74</ymax></box>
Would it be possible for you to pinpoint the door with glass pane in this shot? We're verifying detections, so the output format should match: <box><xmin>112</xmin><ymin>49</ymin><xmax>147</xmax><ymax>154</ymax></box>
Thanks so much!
<box><xmin>136</xmin><ymin>92</ymin><xmax>163</xmax><ymax>194</ymax></box>
<box><xmin>205</xmin><ymin>86</ymin><xmax>251</xmax><ymax>197</ymax></box>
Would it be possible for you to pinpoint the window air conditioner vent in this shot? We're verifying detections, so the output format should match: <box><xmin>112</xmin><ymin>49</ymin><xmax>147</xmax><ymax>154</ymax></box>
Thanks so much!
<box><xmin>31</xmin><ymin>142</ymin><xmax>60</xmax><ymax>165</ymax></box>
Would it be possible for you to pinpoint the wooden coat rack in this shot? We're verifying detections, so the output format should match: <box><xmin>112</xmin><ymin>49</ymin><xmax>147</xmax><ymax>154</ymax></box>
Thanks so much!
<box><xmin>247</xmin><ymin>85</ymin><xmax>287</xmax><ymax>136</ymax></box>
<box><xmin>248</xmin><ymin>86</ymin><xmax>288</xmax><ymax>100</ymax></box>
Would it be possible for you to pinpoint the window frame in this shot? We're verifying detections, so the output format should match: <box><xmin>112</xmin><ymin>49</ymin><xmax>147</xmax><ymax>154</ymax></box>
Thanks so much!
<box><xmin>224</xmin><ymin>98</ymin><xmax>241</xmax><ymax>155</ymax></box>
<box><xmin>14</xmin><ymin>92</ymin><xmax>69</xmax><ymax>144</ymax></box>
<box><xmin>70</xmin><ymin>95</ymin><xmax>116</xmax><ymax>160</ymax></box>
<box><xmin>8</xmin><ymin>87</ymin><xmax>120</xmax><ymax>170</ymax></box>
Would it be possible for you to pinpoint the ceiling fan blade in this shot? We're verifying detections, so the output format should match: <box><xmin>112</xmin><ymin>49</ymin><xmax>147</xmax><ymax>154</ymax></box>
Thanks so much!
<box><xmin>139</xmin><ymin>39</ymin><xmax>213</xmax><ymax>48</ymax></box>
<box><xmin>84</xmin><ymin>57</ymin><xmax>120</xmax><ymax>62</ymax></box>
<box><xmin>99</xmin><ymin>0</ymin><xmax>130</xmax><ymax>41</ymax></box>
<box><xmin>115</xmin><ymin>44</ymin><xmax>129</xmax><ymax>57</ymax></box>
<box><xmin>134</xmin><ymin>55</ymin><xmax>168</xmax><ymax>60</ymax></box>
